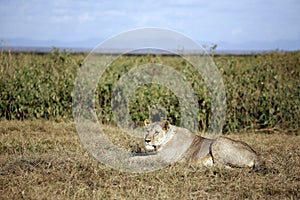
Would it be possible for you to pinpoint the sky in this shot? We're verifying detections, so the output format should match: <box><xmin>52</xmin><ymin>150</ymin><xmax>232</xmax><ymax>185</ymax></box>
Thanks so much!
<box><xmin>0</xmin><ymin>0</ymin><xmax>300</xmax><ymax>50</ymax></box>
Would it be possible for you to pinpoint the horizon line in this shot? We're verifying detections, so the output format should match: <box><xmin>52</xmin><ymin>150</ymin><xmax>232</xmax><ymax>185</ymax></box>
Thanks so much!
<box><xmin>1</xmin><ymin>45</ymin><xmax>298</xmax><ymax>55</ymax></box>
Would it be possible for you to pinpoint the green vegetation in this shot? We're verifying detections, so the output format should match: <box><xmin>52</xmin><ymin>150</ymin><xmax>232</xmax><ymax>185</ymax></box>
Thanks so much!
<box><xmin>0</xmin><ymin>49</ymin><xmax>81</xmax><ymax>120</ymax></box>
<box><xmin>0</xmin><ymin>49</ymin><xmax>299</xmax><ymax>132</ymax></box>
<box><xmin>217</xmin><ymin>52</ymin><xmax>300</xmax><ymax>132</ymax></box>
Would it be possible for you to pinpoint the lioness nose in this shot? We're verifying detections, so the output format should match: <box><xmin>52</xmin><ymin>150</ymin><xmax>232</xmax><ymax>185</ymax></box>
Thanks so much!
<box><xmin>145</xmin><ymin>139</ymin><xmax>151</xmax><ymax>143</ymax></box>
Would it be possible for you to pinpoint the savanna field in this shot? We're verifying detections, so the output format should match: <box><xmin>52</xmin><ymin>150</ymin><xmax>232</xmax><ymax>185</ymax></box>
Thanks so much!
<box><xmin>0</xmin><ymin>49</ymin><xmax>299</xmax><ymax>199</ymax></box>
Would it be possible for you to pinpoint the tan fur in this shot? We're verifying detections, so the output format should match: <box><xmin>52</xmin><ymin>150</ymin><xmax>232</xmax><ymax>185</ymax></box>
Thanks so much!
<box><xmin>144</xmin><ymin>120</ymin><xmax>259</xmax><ymax>169</ymax></box>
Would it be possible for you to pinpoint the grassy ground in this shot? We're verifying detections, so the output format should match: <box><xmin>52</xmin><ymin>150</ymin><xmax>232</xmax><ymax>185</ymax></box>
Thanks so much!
<box><xmin>0</xmin><ymin>120</ymin><xmax>299</xmax><ymax>199</ymax></box>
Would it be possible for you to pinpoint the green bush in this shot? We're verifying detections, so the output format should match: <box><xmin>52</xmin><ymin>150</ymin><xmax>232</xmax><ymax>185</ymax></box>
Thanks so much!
<box><xmin>0</xmin><ymin>49</ymin><xmax>299</xmax><ymax>132</ymax></box>
<box><xmin>216</xmin><ymin>51</ymin><xmax>300</xmax><ymax>131</ymax></box>
<box><xmin>0</xmin><ymin>49</ymin><xmax>81</xmax><ymax>120</ymax></box>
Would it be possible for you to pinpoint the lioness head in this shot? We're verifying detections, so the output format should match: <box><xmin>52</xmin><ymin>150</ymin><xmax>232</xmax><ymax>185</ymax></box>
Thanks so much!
<box><xmin>144</xmin><ymin>119</ymin><xmax>170</xmax><ymax>151</ymax></box>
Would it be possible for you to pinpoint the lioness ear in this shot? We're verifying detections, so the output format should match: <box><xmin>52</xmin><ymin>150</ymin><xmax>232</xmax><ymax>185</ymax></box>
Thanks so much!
<box><xmin>161</xmin><ymin>120</ymin><xmax>170</xmax><ymax>131</ymax></box>
<box><xmin>144</xmin><ymin>119</ymin><xmax>151</xmax><ymax>127</ymax></box>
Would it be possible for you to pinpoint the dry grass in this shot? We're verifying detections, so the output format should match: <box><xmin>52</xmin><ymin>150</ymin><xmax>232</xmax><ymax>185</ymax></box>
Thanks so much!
<box><xmin>0</xmin><ymin>120</ymin><xmax>299</xmax><ymax>199</ymax></box>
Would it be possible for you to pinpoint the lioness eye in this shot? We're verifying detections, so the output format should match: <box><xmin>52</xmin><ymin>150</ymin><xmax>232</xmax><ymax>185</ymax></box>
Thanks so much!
<box><xmin>154</xmin><ymin>131</ymin><xmax>159</xmax><ymax>136</ymax></box>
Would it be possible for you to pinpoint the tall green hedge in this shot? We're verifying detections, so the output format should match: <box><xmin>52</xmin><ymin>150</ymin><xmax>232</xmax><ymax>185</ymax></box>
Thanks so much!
<box><xmin>0</xmin><ymin>49</ymin><xmax>81</xmax><ymax>120</ymax></box>
<box><xmin>0</xmin><ymin>49</ymin><xmax>299</xmax><ymax>132</ymax></box>
<box><xmin>216</xmin><ymin>52</ymin><xmax>300</xmax><ymax>131</ymax></box>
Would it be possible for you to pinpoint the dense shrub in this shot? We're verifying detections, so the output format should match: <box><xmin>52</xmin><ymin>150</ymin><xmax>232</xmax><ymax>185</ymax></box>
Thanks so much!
<box><xmin>0</xmin><ymin>49</ymin><xmax>81</xmax><ymax>120</ymax></box>
<box><xmin>216</xmin><ymin>52</ymin><xmax>300</xmax><ymax>131</ymax></box>
<box><xmin>0</xmin><ymin>49</ymin><xmax>299</xmax><ymax>132</ymax></box>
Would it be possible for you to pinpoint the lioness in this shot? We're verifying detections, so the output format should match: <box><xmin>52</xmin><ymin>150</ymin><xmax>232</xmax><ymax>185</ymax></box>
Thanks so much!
<box><xmin>143</xmin><ymin>120</ymin><xmax>259</xmax><ymax>169</ymax></box>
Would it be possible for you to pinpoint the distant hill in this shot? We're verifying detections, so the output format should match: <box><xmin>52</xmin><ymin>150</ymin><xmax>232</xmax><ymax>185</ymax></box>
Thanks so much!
<box><xmin>1</xmin><ymin>38</ymin><xmax>102</xmax><ymax>49</ymax></box>
<box><xmin>217</xmin><ymin>40</ymin><xmax>300</xmax><ymax>51</ymax></box>
<box><xmin>1</xmin><ymin>37</ymin><xmax>299</xmax><ymax>54</ymax></box>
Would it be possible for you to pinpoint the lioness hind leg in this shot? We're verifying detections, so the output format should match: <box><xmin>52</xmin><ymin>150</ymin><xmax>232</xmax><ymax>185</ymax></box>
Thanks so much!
<box><xmin>211</xmin><ymin>136</ymin><xmax>259</xmax><ymax>169</ymax></box>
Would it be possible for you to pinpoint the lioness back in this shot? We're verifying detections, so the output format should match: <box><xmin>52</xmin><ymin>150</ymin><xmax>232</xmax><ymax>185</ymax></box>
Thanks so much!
<box><xmin>211</xmin><ymin>136</ymin><xmax>259</xmax><ymax>169</ymax></box>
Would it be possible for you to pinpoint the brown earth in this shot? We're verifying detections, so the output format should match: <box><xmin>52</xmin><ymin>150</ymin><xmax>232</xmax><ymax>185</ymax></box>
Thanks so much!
<box><xmin>0</xmin><ymin>120</ymin><xmax>299</xmax><ymax>199</ymax></box>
